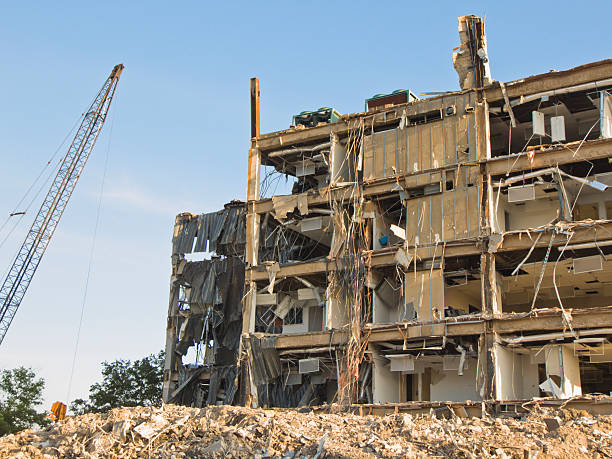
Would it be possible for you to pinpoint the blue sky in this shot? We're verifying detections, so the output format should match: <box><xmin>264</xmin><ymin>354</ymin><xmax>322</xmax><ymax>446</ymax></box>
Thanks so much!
<box><xmin>0</xmin><ymin>1</ymin><xmax>609</xmax><ymax>409</ymax></box>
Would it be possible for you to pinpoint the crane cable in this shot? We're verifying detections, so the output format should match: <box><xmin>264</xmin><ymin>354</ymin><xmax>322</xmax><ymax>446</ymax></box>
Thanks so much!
<box><xmin>0</xmin><ymin>114</ymin><xmax>87</xmax><ymax>290</ymax></box>
<box><xmin>65</xmin><ymin>97</ymin><xmax>117</xmax><ymax>404</ymax></box>
<box><xmin>0</xmin><ymin>113</ymin><xmax>84</xmax><ymax>249</ymax></box>
<box><xmin>0</xmin><ymin>157</ymin><xmax>61</xmax><ymax>255</ymax></box>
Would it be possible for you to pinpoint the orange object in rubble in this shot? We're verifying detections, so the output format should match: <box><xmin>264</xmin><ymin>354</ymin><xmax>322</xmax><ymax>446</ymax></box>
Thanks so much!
<box><xmin>48</xmin><ymin>401</ymin><xmax>67</xmax><ymax>422</ymax></box>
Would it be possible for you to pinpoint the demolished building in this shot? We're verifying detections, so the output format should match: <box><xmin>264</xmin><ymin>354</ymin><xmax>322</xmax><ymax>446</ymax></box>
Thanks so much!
<box><xmin>164</xmin><ymin>15</ymin><xmax>612</xmax><ymax>410</ymax></box>
<box><xmin>163</xmin><ymin>201</ymin><xmax>246</xmax><ymax>406</ymax></box>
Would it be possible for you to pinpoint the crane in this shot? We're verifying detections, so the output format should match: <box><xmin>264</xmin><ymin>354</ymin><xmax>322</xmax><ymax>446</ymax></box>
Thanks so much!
<box><xmin>0</xmin><ymin>64</ymin><xmax>124</xmax><ymax>346</ymax></box>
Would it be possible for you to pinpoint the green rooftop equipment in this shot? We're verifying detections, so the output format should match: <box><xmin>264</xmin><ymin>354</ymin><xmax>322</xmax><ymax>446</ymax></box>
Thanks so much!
<box><xmin>292</xmin><ymin>107</ymin><xmax>341</xmax><ymax>128</ymax></box>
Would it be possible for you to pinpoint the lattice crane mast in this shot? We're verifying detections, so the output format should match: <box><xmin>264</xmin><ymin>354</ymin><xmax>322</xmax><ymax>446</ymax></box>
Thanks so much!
<box><xmin>0</xmin><ymin>64</ymin><xmax>124</xmax><ymax>346</ymax></box>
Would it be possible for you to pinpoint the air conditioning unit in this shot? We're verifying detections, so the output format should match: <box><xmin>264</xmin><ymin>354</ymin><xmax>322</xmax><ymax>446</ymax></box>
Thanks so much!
<box><xmin>508</xmin><ymin>184</ymin><xmax>535</xmax><ymax>202</ymax></box>
<box><xmin>573</xmin><ymin>255</ymin><xmax>603</xmax><ymax>274</ymax></box>
<box><xmin>285</xmin><ymin>373</ymin><xmax>302</xmax><ymax>386</ymax></box>
<box><xmin>299</xmin><ymin>358</ymin><xmax>320</xmax><ymax>374</ymax></box>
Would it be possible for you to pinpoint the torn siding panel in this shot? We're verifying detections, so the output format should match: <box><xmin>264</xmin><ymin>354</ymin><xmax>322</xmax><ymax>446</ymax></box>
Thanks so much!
<box><xmin>207</xmin><ymin>210</ymin><xmax>228</xmax><ymax>253</ymax></box>
<box><xmin>167</xmin><ymin>256</ymin><xmax>246</xmax><ymax>406</ymax></box>
<box><xmin>164</xmin><ymin>201</ymin><xmax>246</xmax><ymax>408</ymax></box>
<box><xmin>193</xmin><ymin>213</ymin><xmax>213</xmax><ymax>252</ymax></box>
<box><xmin>248</xmin><ymin>335</ymin><xmax>282</xmax><ymax>384</ymax></box>
<box><xmin>173</xmin><ymin>201</ymin><xmax>246</xmax><ymax>257</ymax></box>
<box><xmin>220</xmin><ymin>206</ymin><xmax>243</xmax><ymax>245</ymax></box>
<box><xmin>172</xmin><ymin>214</ymin><xmax>198</xmax><ymax>255</ymax></box>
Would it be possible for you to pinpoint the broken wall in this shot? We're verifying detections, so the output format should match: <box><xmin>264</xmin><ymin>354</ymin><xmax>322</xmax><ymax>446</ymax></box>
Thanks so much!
<box><xmin>163</xmin><ymin>201</ymin><xmax>247</xmax><ymax>407</ymax></box>
<box><xmin>430</xmin><ymin>361</ymin><xmax>481</xmax><ymax>402</ymax></box>
<box><xmin>494</xmin><ymin>346</ymin><xmax>540</xmax><ymax>401</ymax></box>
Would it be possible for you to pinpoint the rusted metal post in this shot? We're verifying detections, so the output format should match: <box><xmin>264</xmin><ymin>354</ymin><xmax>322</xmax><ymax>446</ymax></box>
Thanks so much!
<box><xmin>242</xmin><ymin>77</ymin><xmax>262</xmax><ymax>407</ymax></box>
<box><xmin>250</xmin><ymin>78</ymin><xmax>260</xmax><ymax>139</ymax></box>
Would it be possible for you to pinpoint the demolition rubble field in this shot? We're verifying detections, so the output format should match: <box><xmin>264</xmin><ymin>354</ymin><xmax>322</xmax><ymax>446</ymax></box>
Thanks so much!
<box><xmin>1</xmin><ymin>404</ymin><xmax>611</xmax><ymax>458</ymax></box>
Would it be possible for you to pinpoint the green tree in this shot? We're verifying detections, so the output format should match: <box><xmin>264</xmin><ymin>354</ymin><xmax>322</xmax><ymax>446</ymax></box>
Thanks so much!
<box><xmin>71</xmin><ymin>351</ymin><xmax>164</xmax><ymax>415</ymax></box>
<box><xmin>0</xmin><ymin>367</ymin><xmax>49</xmax><ymax>435</ymax></box>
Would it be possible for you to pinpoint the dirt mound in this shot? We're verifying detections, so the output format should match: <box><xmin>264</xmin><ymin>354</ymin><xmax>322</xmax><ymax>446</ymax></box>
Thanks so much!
<box><xmin>0</xmin><ymin>403</ymin><xmax>610</xmax><ymax>458</ymax></box>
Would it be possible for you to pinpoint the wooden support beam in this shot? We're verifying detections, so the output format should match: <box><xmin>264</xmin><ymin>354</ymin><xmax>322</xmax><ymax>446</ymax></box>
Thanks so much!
<box><xmin>366</xmin><ymin>242</ymin><xmax>480</xmax><ymax>267</ymax></box>
<box><xmin>494</xmin><ymin>306</ymin><xmax>612</xmax><ymax>334</ymax></box>
<box><xmin>246</xmin><ymin>80</ymin><xmax>262</xmax><ymax>266</ymax></box>
<box><xmin>271</xmin><ymin>320</ymin><xmax>485</xmax><ymax>350</ymax></box>
<box><xmin>247</xmin><ymin>240</ymin><xmax>481</xmax><ymax>282</ymax></box>
<box><xmin>247</xmin><ymin>259</ymin><xmax>332</xmax><ymax>282</ymax></box>
<box><xmin>267</xmin><ymin>306</ymin><xmax>612</xmax><ymax>351</ymax></box>
<box><xmin>483</xmin><ymin>58</ymin><xmax>612</xmax><ymax>103</ymax></box>
<box><xmin>366</xmin><ymin>321</ymin><xmax>485</xmax><ymax>341</ymax></box>
<box><xmin>498</xmin><ymin>222</ymin><xmax>612</xmax><ymax>253</ymax></box>
<box><xmin>486</xmin><ymin>138</ymin><xmax>612</xmax><ymax>176</ymax></box>
<box><xmin>274</xmin><ymin>330</ymin><xmax>349</xmax><ymax>349</ymax></box>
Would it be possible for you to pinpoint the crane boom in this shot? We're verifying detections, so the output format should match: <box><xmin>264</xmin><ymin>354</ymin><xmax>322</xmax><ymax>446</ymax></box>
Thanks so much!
<box><xmin>0</xmin><ymin>64</ymin><xmax>124</xmax><ymax>345</ymax></box>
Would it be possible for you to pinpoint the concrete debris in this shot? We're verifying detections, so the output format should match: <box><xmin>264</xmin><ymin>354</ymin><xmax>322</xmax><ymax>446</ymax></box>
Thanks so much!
<box><xmin>543</xmin><ymin>416</ymin><xmax>562</xmax><ymax>432</ymax></box>
<box><xmin>133</xmin><ymin>413</ymin><xmax>170</xmax><ymax>439</ymax></box>
<box><xmin>1</xmin><ymin>404</ymin><xmax>611</xmax><ymax>458</ymax></box>
<box><xmin>272</xmin><ymin>195</ymin><xmax>309</xmax><ymax>220</ymax></box>
<box><xmin>394</xmin><ymin>247</ymin><xmax>413</xmax><ymax>269</ymax></box>
<box><xmin>111</xmin><ymin>420</ymin><xmax>131</xmax><ymax>442</ymax></box>
<box><xmin>453</xmin><ymin>15</ymin><xmax>492</xmax><ymax>89</ymax></box>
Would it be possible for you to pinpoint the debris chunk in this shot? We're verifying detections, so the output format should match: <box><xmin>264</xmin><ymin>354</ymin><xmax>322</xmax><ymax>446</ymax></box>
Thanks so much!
<box><xmin>543</xmin><ymin>416</ymin><xmax>562</xmax><ymax>432</ymax></box>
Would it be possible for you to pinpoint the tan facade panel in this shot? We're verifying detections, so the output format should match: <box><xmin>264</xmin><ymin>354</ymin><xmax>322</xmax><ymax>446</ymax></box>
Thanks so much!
<box><xmin>363</xmin><ymin>93</ymin><xmax>477</xmax><ymax>182</ymax></box>
<box><xmin>405</xmin><ymin>185</ymin><xmax>480</xmax><ymax>247</ymax></box>
<box><xmin>405</xmin><ymin>268</ymin><xmax>444</xmax><ymax>322</ymax></box>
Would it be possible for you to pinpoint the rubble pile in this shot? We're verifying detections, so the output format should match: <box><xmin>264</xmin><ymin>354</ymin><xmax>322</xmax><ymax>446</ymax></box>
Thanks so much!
<box><xmin>1</xmin><ymin>403</ymin><xmax>611</xmax><ymax>458</ymax></box>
